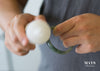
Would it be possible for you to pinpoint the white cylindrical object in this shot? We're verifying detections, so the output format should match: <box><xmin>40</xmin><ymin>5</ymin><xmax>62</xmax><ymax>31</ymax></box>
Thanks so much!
<box><xmin>26</xmin><ymin>20</ymin><xmax>51</xmax><ymax>44</ymax></box>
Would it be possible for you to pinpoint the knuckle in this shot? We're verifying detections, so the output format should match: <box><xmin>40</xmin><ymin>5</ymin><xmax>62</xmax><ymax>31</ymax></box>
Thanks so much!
<box><xmin>78</xmin><ymin>25</ymin><xmax>88</xmax><ymax>32</ymax></box>
<box><xmin>87</xmin><ymin>44</ymin><xmax>94</xmax><ymax>52</ymax></box>
<box><xmin>75</xmin><ymin>15</ymin><xmax>85</xmax><ymax>22</ymax></box>
<box><xmin>14</xmin><ymin>14</ymin><xmax>22</xmax><ymax>20</ymax></box>
<box><xmin>13</xmin><ymin>14</ymin><xmax>23</xmax><ymax>27</ymax></box>
<box><xmin>83</xmin><ymin>35</ymin><xmax>90</xmax><ymax>40</ymax></box>
<box><xmin>5</xmin><ymin>41</ymin><xmax>7</xmax><ymax>45</ymax></box>
<box><xmin>12</xmin><ymin>36</ymin><xmax>18</xmax><ymax>42</ymax></box>
<box><xmin>7</xmin><ymin>23</ymin><xmax>11</xmax><ymax>28</ymax></box>
<box><xmin>5</xmin><ymin>41</ymin><xmax>8</xmax><ymax>46</ymax></box>
<box><xmin>38</xmin><ymin>15</ymin><xmax>45</xmax><ymax>18</ymax></box>
<box><xmin>88</xmin><ymin>44</ymin><xmax>93</xmax><ymax>49</ymax></box>
<box><xmin>16</xmin><ymin>48</ymin><xmax>22</xmax><ymax>52</ymax></box>
<box><xmin>13</xmin><ymin>22</ymin><xmax>18</xmax><ymax>28</ymax></box>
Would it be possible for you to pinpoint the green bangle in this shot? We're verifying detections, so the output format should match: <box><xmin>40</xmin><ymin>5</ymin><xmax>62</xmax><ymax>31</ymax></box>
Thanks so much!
<box><xmin>46</xmin><ymin>26</ymin><xmax>74</xmax><ymax>54</ymax></box>
<box><xmin>46</xmin><ymin>40</ymin><xmax>74</xmax><ymax>54</ymax></box>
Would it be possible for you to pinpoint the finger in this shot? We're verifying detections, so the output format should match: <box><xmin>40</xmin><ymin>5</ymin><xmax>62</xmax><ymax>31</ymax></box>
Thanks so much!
<box><xmin>63</xmin><ymin>37</ymin><xmax>82</xmax><ymax>48</ymax></box>
<box><xmin>5</xmin><ymin>34</ymin><xmax>29</xmax><ymax>56</ymax></box>
<box><xmin>6</xmin><ymin>41</ymin><xmax>29</xmax><ymax>56</ymax></box>
<box><xmin>8</xmin><ymin>37</ymin><xmax>30</xmax><ymax>53</ymax></box>
<box><xmin>28</xmin><ymin>43</ymin><xmax>35</xmax><ymax>50</ymax></box>
<box><xmin>60</xmin><ymin>27</ymin><xmax>78</xmax><ymax>40</ymax></box>
<box><xmin>6</xmin><ymin>32</ymin><xmax>30</xmax><ymax>53</ymax></box>
<box><xmin>25</xmin><ymin>42</ymin><xmax>35</xmax><ymax>50</ymax></box>
<box><xmin>75</xmin><ymin>44</ymin><xmax>92</xmax><ymax>54</ymax></box>
<box><xmin>8</xmin><ymin>35</ymin><xmax>35</xmax><ymax>52</ymax></box>
<box><xmin>14</xmin><ymin>23</ymin><xmax>28</xmax><ymax>46</ymax></box>
<box><xmin>12</xmin><ymin>14</ymin><xmax>35</xmax><ymax>46</ymax></box>
<box><xmin>8</xmin><ymin>24</ymin><xmax>35</xmax><ymax>50</ymax></box>
<box><xmin>21</xmin><ymin>14</ymin><xmax>36</xmax><ymax>23</ymax></box>
<box><xmin>35</xmin><ymin>15</ymin><xmax>46</xmax><ymax>21</ymax></box>
<box><xmin>8</xmin><ymin>26</ymin><xmax>18</xmax><ymax>43</ymax></box>
<box><xmin>53</xmin><ymin>18</ymin><xmax>75</xmax><ymax>36</ymax></box>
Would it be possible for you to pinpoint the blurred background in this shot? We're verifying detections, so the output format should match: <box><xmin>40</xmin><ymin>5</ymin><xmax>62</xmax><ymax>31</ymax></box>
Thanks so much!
<box><xmin>0</xmin><ymin>0</ymin><xmax>43</xmax><ymax>71</ymax></box>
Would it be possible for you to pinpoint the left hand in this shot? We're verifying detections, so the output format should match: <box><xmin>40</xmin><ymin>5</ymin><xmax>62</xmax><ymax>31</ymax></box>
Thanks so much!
<box><xmin>53</xmin><ymin>13</ymin><xmax>100</xmax><ymax>54</ymax></box>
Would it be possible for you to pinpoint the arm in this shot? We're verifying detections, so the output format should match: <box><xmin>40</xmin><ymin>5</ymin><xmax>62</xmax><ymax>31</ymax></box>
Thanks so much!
<box><xmin>0</xmin><ymin>0</ymin><xmax>27</xmax><ymax>31</ymax></box>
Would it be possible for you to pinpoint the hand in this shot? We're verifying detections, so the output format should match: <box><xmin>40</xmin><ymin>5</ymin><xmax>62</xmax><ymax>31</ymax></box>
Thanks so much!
<box><xmin>53</xmin><ymin>13</ymin><xmax>100</xmax><ymax>54</ymax></box>
<box><xmin>4</xmin><ymin>14</ymin><xmax>45</xmax><ymax>56</ymax></box>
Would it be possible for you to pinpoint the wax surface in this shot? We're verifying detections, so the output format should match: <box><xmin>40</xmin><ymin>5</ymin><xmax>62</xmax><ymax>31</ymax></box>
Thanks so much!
<box><xmin>26</xmin><ymin>20</ymin><xmax>51</xmax><ymax>44</ymax></box>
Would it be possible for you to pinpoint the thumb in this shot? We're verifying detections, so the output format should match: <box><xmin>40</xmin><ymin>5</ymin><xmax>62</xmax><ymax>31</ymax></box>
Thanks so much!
<box><xmin>53</xmin><ymin>18</ymin><xmax>75</xmax><ymax>36</ymax></box>
<box><xmin>12</xmin><ymin>14</ymin><xmax>35</xmax><ymax>46</ymax></box>
<box><xmin>35</xmin><ymin>15</ymin><xmax>46</xmax><ymax>21</ymax></box>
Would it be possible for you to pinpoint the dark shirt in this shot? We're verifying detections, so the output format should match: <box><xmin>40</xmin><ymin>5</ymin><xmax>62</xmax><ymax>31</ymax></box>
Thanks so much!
<box><xmin>39</xmin><ymin>0</ymin><xmax>100</xmax><ymax>71</ymax></box>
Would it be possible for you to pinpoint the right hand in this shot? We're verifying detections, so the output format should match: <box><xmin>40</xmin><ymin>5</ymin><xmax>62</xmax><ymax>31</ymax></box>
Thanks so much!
<box><xmin>4</xmin><ymin>14</ymin><xmax>46</xmax><ymax>56</ymax></box>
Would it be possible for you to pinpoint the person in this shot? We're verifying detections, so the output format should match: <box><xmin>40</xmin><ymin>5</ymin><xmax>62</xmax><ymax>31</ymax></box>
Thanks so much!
<box><xmin>0</xmin><ymin>0</ymin><xmax>100</xmax><ymax>71</ymax></box>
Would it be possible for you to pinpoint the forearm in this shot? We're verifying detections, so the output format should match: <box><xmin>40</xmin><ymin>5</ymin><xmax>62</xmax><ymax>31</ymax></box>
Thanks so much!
<box><xmin>0</xmin><ymin>0</ymin><xmax>27</xmax><ymax>31</ymax></box>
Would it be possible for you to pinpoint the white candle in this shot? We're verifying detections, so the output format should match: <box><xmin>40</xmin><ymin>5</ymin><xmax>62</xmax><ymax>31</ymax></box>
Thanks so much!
<box><xmin>26</xmin><ymin>20</ymin><xmax>51</xmax><ymax>44</ymax></box>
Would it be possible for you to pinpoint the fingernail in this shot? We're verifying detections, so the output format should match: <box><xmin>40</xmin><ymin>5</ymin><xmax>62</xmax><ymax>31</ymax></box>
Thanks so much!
<box><xmin>53</xmin><ymin>27</ymin><xmax>59</xmax><ymax>36</ymax></box>
<box><xmin>30</xmin><ymin>46</ymin><xmax>35</xmax><ymax>50</ymax></box>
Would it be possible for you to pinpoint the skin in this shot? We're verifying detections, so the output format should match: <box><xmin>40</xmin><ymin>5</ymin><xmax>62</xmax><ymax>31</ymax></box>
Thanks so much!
<box><xmin>53</xmin><ymin>13</ymin><xmax>100</xmax><ymax>54</ymax></box>
<box><xmin>5</xmin><ymin>14</ymin><xmax>45</xmax><ymax>56</ymax></box>
<box><xmin>0</xmin><ymin>0</ymin><xmax>100</xmax><ymax>55</ymax></box>
<box><xmin>0</xmin><ymin>0</ymin><xmax>45</xmax><ymax>56</ymax></box>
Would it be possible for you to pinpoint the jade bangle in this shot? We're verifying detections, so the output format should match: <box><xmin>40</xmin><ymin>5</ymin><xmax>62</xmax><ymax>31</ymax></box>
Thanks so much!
<box><xmin>46</xmin><ymin>40</ymin><xmax>74</xmax><ymax>54</ymax></box>
<box><xmin>46</xmin><ymin>26</ymin><xmax>74</xmax><ymax>54</ymax></box>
